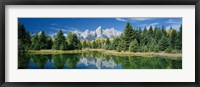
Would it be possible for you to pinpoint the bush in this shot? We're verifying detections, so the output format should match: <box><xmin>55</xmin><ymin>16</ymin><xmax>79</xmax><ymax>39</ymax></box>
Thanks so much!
<box><xmin>60</xmin><ymin>42</ymin><xmax>68</xmax><ymax>50</ymax></box>
<box><xmin>165</xmin><ymin>48</ymin><xmax>178</xmax><ymax>53</ymax></box>
<box><xmin>33</xmin><ymin>43</ymin><xmax>40</xmax><ymax>50</ymax></box>
<box><xmin>153</xmin><ymin>45</ymin><xmax>159</xmax><ymax>52</ymax></box>
<box><xmin>165</xmin><ymin>48</ymin><xmax>172</xmax><ymax>53</ymax></box>
<box><xmin>141</xmin><ymin>45</ymin><xmax>148</xmax><ymax>52</ymax></box>
<box><xmin>117</xmin><ymin>46</ymin><xmax>121</xmax><ymax>52</ymax></box>
<box><xmin>171</xmin><ymin>50</ymin><xmax>178</xmax><ymax>54</ymax></box>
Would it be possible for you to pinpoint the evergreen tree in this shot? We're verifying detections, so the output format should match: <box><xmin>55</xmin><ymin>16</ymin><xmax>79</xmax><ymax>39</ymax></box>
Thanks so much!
<box><xmin>129</xmin><ymin>39</ymin><xmax>139</xmax><ymax>52</ymax></box>
<box><xmin>60</xmin><ymin>41</ymin><xmax>68</xmax><ymax>50</ymax></box>
<box><xmin>52</xmin><ymin>30</ymin><xmax>66</xmax><ymax>50</ymax></box>
<box><xmin>158</xmin><ymin>35</ymin><xmax>170</xmax><ymax>51</ymax></box>
<box><xmin>67</xmin><ymin>32</ymin><xmax>80</xmax><ymax>50</ymax></box>
<box><xmin>176</xmin><ymin>24</ymin><xmax>182</xmax><ymax>50</ymax></box>
<box><xmin>154</xmin><ymin>27</ymin><xmax>162</xmax><ymax>42</ymax></box>
<box><xmin>147</xmin><ymin>38</ymin><xmax>157</xmax><ymax>51</ymax></box>
<box><xmin>170</xmin><ymin>28</ymin><xmax>177</xmax><ymax>49</ymax></box>
<box><xmin>38</xmin><ymin>31</ymin><xmax>48</xmax><ymax>49</ymax></box>
<box><xmin>30</xmin><ymin>34</ymin><xmax>39</xmax><ymax>50</ymax></box>
<box><xmin>33</xmin><ymin>43</ymin><xmax>40</xmax><ymax>50</ymax></box>
<box><xmin>110</xmin><ymin>37</ymin><xmax>120</xmax><ymax>50</ymax></box>
<box><xmin>141</xmin><ymin>45</ymin><xmax>148</xmax><ymax>52</ymax></box>
<box><xmin>161</xmin><ymin>25</ymin><xmax>167</xmax><ymax>37</ymax></box>
<box><xmin>132</xmin><ymin>29</ymin><xmax>140</xmax><ymax>43</ymax></box>
<box><xmin>148</xmin><ymin>25</ymin><xmax>154</xmax><ymax>37</ymax></box>
<box><xmin>105</xmin><ymin>38</ymin><xmax>110</xmax><ymax>50</ymax></box>
<box><xmin>77</xmin><ymin>41</ymin><xmax>82</xmax><ymax>50</ymax></box>
<box><xmin>140</xmin><ymin>27</ymin><xmax>149</xmax><ymax>45</ymax></box>
<box><xmin>82</xmin><ymin>40</ymin><xmax>87</xmax><ymax>48</ymax></box>
<box><xmin>92</xmin><ymin>41</ymin><xmax>97</xmax><ymax>48</ymax></box>
<box><xmin>46</xmin><ymin>38</ymin><xmax>53</xmax><ymax>49</ymax></box>
<box><xmin>123</xmin><ymin>22</ymin><xmax>134</xmax><ymax>50</ymax></box>
<box><xmin>18</xmin><ymin>23</ymin><xmax>31</xmax><ymax>52</ymax></box>
<box><xmin>143</xmin><ymin>27</ymin><xmax>148</xmax><ymax>35</ymax></box>
<box><xmin>67</xmin><ymin>32</ymin><xmax>73</xmax><ymax>49</ymax></box>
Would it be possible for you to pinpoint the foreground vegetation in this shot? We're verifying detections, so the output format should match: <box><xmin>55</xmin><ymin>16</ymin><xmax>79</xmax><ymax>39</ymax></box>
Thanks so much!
<box><xmin>27</xmin><ymin>49</ymin><xmax>181</xmax><ymax>59</ymax></box>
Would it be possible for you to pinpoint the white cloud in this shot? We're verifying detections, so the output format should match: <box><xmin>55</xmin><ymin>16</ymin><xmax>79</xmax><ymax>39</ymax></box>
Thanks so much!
<box><xmin>166</xmin><ymin>24</ymin><xmax>181</xmax><ymax>30</ymax></box>
<box><xmin>115</xmin><ymin>18</ymin><xmax>127</xmax><ymax>22</ymax></box>
<box><xmin>49</xmin><ymin>27</ymin><xmax>68</xmax><ymax>32</ymax></box>
<box><xmin>116</xmin><ymin>18</ymin><xmax>153</xmax><ymax>22</ymax></box>
<box><xmin>166</xmin><ymin>19</ymin><xmax>181</xmax><ymax>24</ymax></box>
<box><xmin>165</xmin><ymin>19</ymin><xmax>182</xmax><ymax>30</ymax></box>
<box><xmin>150</xmin><ymin>22</ymin><xmax>159</xmax><ymax>26</ymax></box>
<box><xmin>65</xmin><ymin>26</ymin><xmax>79</xmax><ymax>30</ymax></box>
<box><xmin>146</xmin><ymin>22</ymin><xmax>159</xmax><ymax>29</ymax></box>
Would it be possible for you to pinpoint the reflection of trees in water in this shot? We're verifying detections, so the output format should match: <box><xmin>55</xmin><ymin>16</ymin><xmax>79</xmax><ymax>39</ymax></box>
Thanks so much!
<box><xmin>52</xmin><ymin>54</ymin><xmax>80</xmax><ymax>69</ymax></box>
<box><xmin>65</xmin><ymin>54</ymin><xmax>80</xmax><ymax>69</ymax></box>
<box><xmin>113</xmin><ymin>56</ymin><xmax>182</xmax><ymax>69</ymax></box>
<box><xmin>18</xmin><ymin>54</ymin><xmax>31</xmax><ymax>69</ymax></box>
<box><xmin>18</xmin><ymin>52</ymin><xmax>181</xmax><ymax>69</ymax></box>
<box><xmin>19</xmin><ymin>54</ymin><xmax>80</xmax><ymax>69</ymax></box>
<box><xmin>81</xmin><ymin>51</ymin><xmax>181</xmax><ymax>69</ymax></box>
<box><xmin>81</xmin><ymin>51</ymin><xmax>113</xmax><ymax>60</ymax></box>
<box><xmin>53</xmin><ymin>54</ymin><xmax>67</xmax><ymax>69</ymax></box>
<box><xmin>31</xmin><ymin>54</ymin><xmax>49</xmax><ymax>69</ymax></box>
<box><xmin>52</xmin><ymin>54</ymin><xmax>81</xmax><ymax>69</ymax></box>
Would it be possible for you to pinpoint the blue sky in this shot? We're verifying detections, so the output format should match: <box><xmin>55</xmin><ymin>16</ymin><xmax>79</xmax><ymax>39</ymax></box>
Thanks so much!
<box><xmin>18</xmin><ymin>18</ymin><xmax>182</xmax><ymax>34</ymax></box>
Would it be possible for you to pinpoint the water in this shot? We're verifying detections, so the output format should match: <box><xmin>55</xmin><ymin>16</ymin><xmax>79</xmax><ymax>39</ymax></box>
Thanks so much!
<box><xmin>18</xmin><ymin>51</ymin><xmax>182</xmax><ymax>69</ymax></box>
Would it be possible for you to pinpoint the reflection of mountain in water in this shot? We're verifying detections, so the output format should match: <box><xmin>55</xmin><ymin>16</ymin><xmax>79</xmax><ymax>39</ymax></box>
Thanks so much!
<box><xmin>18</xmin><ymin>52</ymin><xmax>182</xmax><ymax>69</ymax></box>
<box><xmin>78</xmin><ymin>57</ymin><xmax>118</xmax><ymax>69</ymax></box>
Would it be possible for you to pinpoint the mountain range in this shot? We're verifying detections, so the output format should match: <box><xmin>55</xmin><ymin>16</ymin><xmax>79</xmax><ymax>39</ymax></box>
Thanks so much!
<box><xmin>49</xmin><ymin>26</ymin><xmax>122</xmax><ymax>40</ymax></box>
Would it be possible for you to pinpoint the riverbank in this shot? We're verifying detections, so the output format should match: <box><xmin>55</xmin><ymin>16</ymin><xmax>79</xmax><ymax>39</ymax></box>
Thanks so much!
<box><xmin>27</xmin><ymin>49</ymin><xmax>182</xmax><ymax>60</ymax></box>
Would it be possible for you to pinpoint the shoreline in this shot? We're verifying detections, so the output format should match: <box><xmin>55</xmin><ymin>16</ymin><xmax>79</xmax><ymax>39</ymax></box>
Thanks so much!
<box><xmin>26</xmin><ymin>49</ymin><xmax>182</xmax><ymax>60</ymax></box>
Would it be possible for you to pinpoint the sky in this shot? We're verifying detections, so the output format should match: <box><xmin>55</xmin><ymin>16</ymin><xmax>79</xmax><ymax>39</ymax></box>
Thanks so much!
<box><xmin>18</xmin><ymin>18</ymin><xmax>182</xmax><ymax>34</ymax></box>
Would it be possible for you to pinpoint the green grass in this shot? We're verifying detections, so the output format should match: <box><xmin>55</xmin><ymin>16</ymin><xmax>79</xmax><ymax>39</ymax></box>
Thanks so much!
<box><xmin>27</xmin><ymin>49</ymin><xmax>182</xmax><ymax>59</ymax></box>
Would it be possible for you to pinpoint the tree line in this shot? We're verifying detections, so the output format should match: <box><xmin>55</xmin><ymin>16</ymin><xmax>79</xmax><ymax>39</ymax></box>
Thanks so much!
<box><xmin>18</xmin><ymin>22</ymin><xmax>182</xmax><ymax>53</ymax></box>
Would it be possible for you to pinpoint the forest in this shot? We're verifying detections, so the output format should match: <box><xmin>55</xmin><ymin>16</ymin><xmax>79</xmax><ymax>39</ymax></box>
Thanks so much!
<box><xmin>18</xmin><ymin>22</ymin><xmax>182</xmax><ymax>54</ymax></box>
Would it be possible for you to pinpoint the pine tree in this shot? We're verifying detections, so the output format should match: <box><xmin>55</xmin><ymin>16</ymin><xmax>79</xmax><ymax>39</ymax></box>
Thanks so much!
<box><xmin>38</xmin><ymin>31</ymin><xmax>48</xmax><ymax>49</ymax></box>
<box><xmin>60</xmin><ymin>41</ymin><xmax>68</xmax><ymax>50</ymax></box>
<box><xmin>123</xmin><ymin>22</ymin><xmax>134</xmax><ymax>50</ymax></box>
<box><xmin>141</xmin><ymin>45</ymin><xmax>148</xmax><ymax>52</ymax></box>
<box><xmin>176</xmin><ymin>24</ymin><xmax>182</xmax><ymax>50</ymax></box>
<box><xmin>129</xmin><ymin>39</ymin><xmax>138</xmax><ymax>52</ymax></box>
<box><xmin>117</xmin><ymin>41</ymin><xmax>126</xmax><ymax>52</ymax></box>
<box><xmin>92</xmin><ymin>41</ymin><xmax>97</xmax><ymax>48</ymax></box>
<box><xmin>46</xmin><ymin>38</ymin><xmax>53</xmax><ymax>49</ymax></box>
<box><xmin>105</xmin><ymin>38</ymin><xmax>110</xmax><ymax>50</ymax></box>
<box><xmin>82</xmin><ymin>40</ymin><xmax>87</xmax><ymax>48</ymax></box>
<box><xmin>77</xmin><ymin>41</ymin><xmax>82</xmax><ymax>50</ymax></box>
<box><xmin>148</xmin><ymin>25</ymin><xmax>154</xmax><ymax>37</ymax></box>
<box><xmin>140</xmin><ymin>27</ymin><xmax>149</xmax><ymax>45</ymax></box>
<box><xmin>170</xmin><ymin>29</ymin><xmax>177</xmax><ymax>49</ymax></box>
<box><xmin>132</xmin><ymin>29</ymin><xmax>140</xmax><ymax>43</ymax></box>
<box><xmin>67</xmin><ymin>32</ymin><xmax>80</xmax><ymax>50</ymax></box>
<box><xmin>30</xmin><ymin>34</ymin><xmax>39</xmax><ymax>50</ymax></box>
<box><xmin>147</xmin><ymin>38</ymin><xmax>157</xmax><ymax>51</ymax></box>
<box><xmin>52</xmin><ymin>30</ymin><xmax>66</xmax><ymax>50</ymax></box>
<box><xmin>158</xmin><ymin>35</ymin><xmax>170</xmax><ymax>51</ymax></box>
<box><xmin>18</xmin><ymin>23</ymin><xmax>31</xmax><ymax>52</ymax></box>
<box><xmin>110</xmin><ymin>37</ymin><xmax>120</xmax><ymax>50</ymax></box>
<box><xmin>154</xmin><ymin>27</ymin><xmax>162</xmax><ymax>42</ymax></box>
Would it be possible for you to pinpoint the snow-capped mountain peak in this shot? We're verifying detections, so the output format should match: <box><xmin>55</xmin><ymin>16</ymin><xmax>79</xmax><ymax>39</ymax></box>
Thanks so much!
<box><xmin>48</xmin><ymin>26</ymin><xmax>122</xmax><ymax>40</ymax></box>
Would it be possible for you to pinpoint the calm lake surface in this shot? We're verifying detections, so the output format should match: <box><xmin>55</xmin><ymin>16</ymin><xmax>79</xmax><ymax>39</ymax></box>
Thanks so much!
<box><xmin>18</xmin><ymin>51</ymin><xmax>182</xmax><ymax>69</ymax></box>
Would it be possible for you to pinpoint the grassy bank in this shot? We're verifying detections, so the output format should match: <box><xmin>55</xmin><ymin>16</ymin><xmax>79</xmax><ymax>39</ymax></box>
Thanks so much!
<box><xmin>27</xmin><ymin>49</ymin><xmax>182</xmax><ymax>59</ymax></box>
